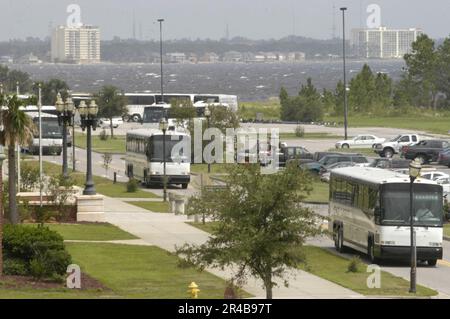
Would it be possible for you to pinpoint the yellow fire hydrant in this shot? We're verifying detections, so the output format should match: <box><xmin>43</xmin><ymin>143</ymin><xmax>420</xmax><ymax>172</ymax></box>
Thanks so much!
<box><xmin>188</xmin><ymin>282</ymin><xmax>200</xmax><ymax>299</ymax></box>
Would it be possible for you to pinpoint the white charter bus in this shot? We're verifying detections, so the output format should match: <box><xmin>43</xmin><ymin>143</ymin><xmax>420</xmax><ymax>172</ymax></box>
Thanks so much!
<box><xmin>125</xmin><ymin>93</ymin><xmax>238</xmax><ymax>123</ymax></box>
<box><xmin>125</xmin><ymin>129</ymin><xmax>191</xmax><ymax>189</ymax></box>
<box><xmin>329</xmin><ymin>167</ymin><xmax>443</xmax><ymax>266</ymax></box>
<box><xmin>24</xmin><ymin>112</ymin><xmax>63</xmax><ymax>155</ymax></box>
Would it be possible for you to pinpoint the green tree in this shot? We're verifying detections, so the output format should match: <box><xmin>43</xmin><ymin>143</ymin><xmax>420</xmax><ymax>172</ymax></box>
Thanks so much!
<box><xmin>34</xmin><ymin>79</ymin><xmax>70</xmax><ymax>105</ymax></box>
<box><xmin>333</xmin><ymin>80</ymin><xmax>345</xmax><ymax>116</ymax></box>
<box><xmin>177</xmin><ymin>163</ymin><xmax>322</xmax><ymax>299</ymax></box>
<box><xmin>321</xmin><ymin>88</ymin><xmax>335</xmax><ymax>115</ymax></box>
<box><xmin>0</xmin><ymin>95</ymin><xmax>35</xmax><ymax>224</ymax></box>
<box><xmin>6</xmin><ymin>70</ymin><xmax>32</xmax><ymax>94</ymax></box>
<box><xmin>348</xmin><ymin>64</ymin><xmax>376</xmax><ymax>113</ymax></box>
<box><xmin>298</xmin><ymin>78</ymin><xmax>323</xmax><ymax>121</ymax></box>
<box><xmin>374</xmin><ymin>72</ymin><xmax>393</xmax><ymax>109</ymax></box>
<box><xmin>404</xmin><ymin>34</ymin><xmax>438</xmax><ymax>109</ymax></box>
<box><xmin>436</xmin><ymin>37</ymin><xmax>450</xmax><ymax>107</ymax></box>
<box><xmin>96</xmin><ymin>85</ymin><xmax>127</xmax><ymax>138</ymax></box>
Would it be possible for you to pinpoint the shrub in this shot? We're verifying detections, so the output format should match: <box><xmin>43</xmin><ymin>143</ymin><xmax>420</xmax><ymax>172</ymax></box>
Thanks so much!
<box><xmin>99</xmin><ymin>129</ymin><xmax>109</xmax><ymax>141</ymax></box>
<box><xmin>295</xmin><ymin>125</ymin><xmax>305</xmax><ymax>138</ymax></box>
<box><xmin>20</xmin><ymin>164</ymin><xmax>40</xmax><ymax>192</ymax></box>
<box><xmin>347</xmin><ymin>256</ymin><xmax>363</xmax><ymax>273</ymax></box>
<box><xmin>126</xmin><ymin>178</ymin><xmax>139</xmax><ymax>193</ymax></box>
<box><xmin>3</xmin><ymin>225</ymin><xmax>72</xmax><ymax>280</ymax></box>
<box><xmin>3</xmin><ymin>258</ymin><xmax>28</xmax><ymax>276</ymax></box>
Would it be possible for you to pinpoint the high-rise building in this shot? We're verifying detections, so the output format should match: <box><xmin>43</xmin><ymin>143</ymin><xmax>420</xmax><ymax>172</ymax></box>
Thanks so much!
<box><xmin>51</xmin><ymin>25</ymin><xmax>101</xmax><ymax>64</ymax></box>
<box><xmin>351</xmin><ymin>27</ymin><xmax>422</xmax><ymax>59</ymax></box>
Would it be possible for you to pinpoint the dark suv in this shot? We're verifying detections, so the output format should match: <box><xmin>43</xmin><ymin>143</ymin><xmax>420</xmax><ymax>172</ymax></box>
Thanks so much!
<box><xmin>402</xmin><ymin>139</ymin><xmax>450</xmax><ymax>164</ymax></box>
<box><xmin>279</xmin><ymin>146</ymin><xmax>313</xmax><ymax>167</ymax></box>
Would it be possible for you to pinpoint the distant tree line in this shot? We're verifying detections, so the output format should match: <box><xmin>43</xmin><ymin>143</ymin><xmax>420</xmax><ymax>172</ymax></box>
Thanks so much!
<box><xmin>0</xmin><ymin>36</ymin><xmax>347</xmax><ymax>63</ymax></box>
<box><xmin>280</xmin><ymin>33</ymin><xmax>450</xmax><ymax>122</ymax></box>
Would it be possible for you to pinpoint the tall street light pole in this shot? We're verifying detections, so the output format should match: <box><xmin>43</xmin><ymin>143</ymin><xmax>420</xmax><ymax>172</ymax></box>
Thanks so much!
<box><xmin>159</xmin><ymin>118</ymin><xmax>168</xmax><ymax>202</ymax></box>
<box><xmin>78</xmin><ymin>100</ymin><xmax>99</xmax><ymax>195</ymax></box>
<box><xmin>158</xmin><ymin>19</ymin><xmax>165</xmax><ymax>105</ymax></box>
<box><xmin>340</xmin><ymin>7</ymin><xmax>348</xmax><ymax>140</ymax></box>
<box><xmin>408</xmin><ymin>160</ymin><xmax>421</xmax><ymax>294</ymax></box>
<box><xmin>55</xmin><ymin>93</ymin><xmax>74</xmax><ymax>179</ymax></box>
<box><xmin>38</xmin><ymin>84</ymin><xmax>43</xmax><ymax>208</ymax></box>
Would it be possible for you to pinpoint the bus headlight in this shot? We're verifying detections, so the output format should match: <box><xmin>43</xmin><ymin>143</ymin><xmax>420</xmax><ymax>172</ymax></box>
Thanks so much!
<box><xmin>429</xmin><ymin>242</ymin><xmax>442</xmax><ymax>247</ymax></box>
<box><xmin>381</xmin><ymin>241</ymin><xmax>396</xmax><ymax>245</ymax></box>
<box><xmin>151</xmin><ymin>171</ymin><xmax>160</xmax><ymax>175</ymax></box>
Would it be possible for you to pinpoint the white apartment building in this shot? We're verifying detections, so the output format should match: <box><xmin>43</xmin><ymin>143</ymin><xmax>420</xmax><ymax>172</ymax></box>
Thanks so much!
<box><xmin>51</xmin><ymin>25</ymin><xmax>101</xmax><ymax>64</ymax></box>
<box><xmin>351</xmin><ymin>27</ymin><xmax>422</xmax><ymax>59</ymax></box>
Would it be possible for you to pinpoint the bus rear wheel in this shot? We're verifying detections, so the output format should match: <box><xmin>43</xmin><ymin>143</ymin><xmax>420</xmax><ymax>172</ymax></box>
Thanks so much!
<box><xmin>335</xmin><ymin>227</ymin><xmax>345</xmax><ymax>253</ymax></box>
<box><xmin>428</xmin><ymin>259</ymin><xmax>437</xmax><ymax>267</ymax></box>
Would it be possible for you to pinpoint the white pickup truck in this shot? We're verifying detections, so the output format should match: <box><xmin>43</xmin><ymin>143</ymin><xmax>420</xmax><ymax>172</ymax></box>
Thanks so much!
<box><xmin>373</xmin><ymin>134</ymin><xmax>420</xmax><ymax>158</ymax></box>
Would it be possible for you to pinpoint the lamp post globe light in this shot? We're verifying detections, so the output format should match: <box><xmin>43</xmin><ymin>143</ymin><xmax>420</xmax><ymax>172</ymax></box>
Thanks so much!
<box><xmin>55</xmin><ymin>93</ymin><xmax>74</xmax><ymax>178</ymax></box>
<box><xmin>408</xmin><ymin>159</ymin><xmax>422</xmax><ymax>294</ymax></box>
<box><xmin>204</xmin><ymin>106</ymin><xmax>211</xmax><ymax>174</ymax></box>
<box><xmin>159</xmin><ymin>118</ymin><xmax>168</xmax><ymax>202</ymax></box>
<box><xmin>79</xmin><ymin>100</ymin><xmax>99</xmax><ymax>196</ymax></box>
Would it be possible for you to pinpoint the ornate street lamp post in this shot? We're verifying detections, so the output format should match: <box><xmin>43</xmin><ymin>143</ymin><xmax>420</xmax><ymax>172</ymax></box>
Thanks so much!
<box><xmin>204</xmin><ymin>107</ymin><xmax>211</xmax><ymax>174</ymax></box>
<box><xmin>340</xmin><ymin>7</ymin><xmax>349</xmax><ymax>140</ymax></box>
<box><xmin>55</xmin><ymin>93</ymin><xmax>74</xmax><ymax>178</ymax></box>
<box><xmin>159</xmin><ymin>118</ymin><xmax>168</xmax><ymax>202</ymax></box>
<box><xmin>409</xmin><ymin>159</ymin><xmax>422</xmax><ymax>294</ymax></box>
<box><xmin>78</xmin><ymin>100</ymin><xmax>99</xmax><ymax>195</ymax></box>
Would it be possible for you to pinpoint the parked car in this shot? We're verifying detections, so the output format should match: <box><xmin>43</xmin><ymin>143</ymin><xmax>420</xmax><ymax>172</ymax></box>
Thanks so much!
<box><xmin>420</xmin><ymin>171</ymin><xmax>450</xmax><ymax>181</ymax></box>
<box><xmin>313</xmin><ymin>152</ymin><xmax>343</xmax><ymax>162</ymax></box>
<box><xmin>368</xmin><ymin>158</ymin><xmax>411</xmax><ymax>169</ymax></box>
<box><xmin>374</xmin><ymin>133</ymin><xmax>420</xmax><ymax>158</ymax></box>
<box><xmin>98</xmin><ymin>117</ymin><xmax>124</xmax><ymax>128</ymax></box>
<box><xmin>435</xmin><ymin>177</ymin><xmax>450</xmax><ymax>196</ymax></box>
<box><xmin>278</xmin><ymin>146</ymin><xmax>313</xmax><ymax>167</ymax></box>
<box><xmin>320</xmin><ymin>162</ymin><xmax>356</xmax><ymax>182</ymax></box>
<box><xmin>438</xmin><ymin>148</ymin><xmax>450</xmax><ymax>167</ymax></box>
<box><xmin>317</xmin><ymin>154</ymin><xmax>369</xmax><ymax>167</ymax></box>
<box><xmin>401</xmin><ymin>139</ymin><xmax>450</xmax><ymax>164</ymax></box>
<box><xmin>299</xmin><ymin>162</ymin><xmax>325</xmax><ymax>175</ymax></box>
<box><xmin>335</xmin><ymin>134</ymin><xmax>385</xmax><ymax>149</ymax></box>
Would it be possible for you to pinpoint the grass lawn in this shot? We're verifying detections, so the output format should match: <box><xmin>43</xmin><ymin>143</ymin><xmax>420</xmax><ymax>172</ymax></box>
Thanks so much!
<box><xmin>299</xmin><ymin>246</ymin><xmax>437</xmax><ymax>297</ymax></box>
<box><xmin>304</xmin><ymin>180</ymin><xmax>329</xmax><ymax>204</ymax></box>
<box><xmin>0</xmin><ymin>243</ymin><xmax>246</xmax><ymax>299</ymax></box>
<box><xmin>66</xmin><ymin>243</ymin><xmax>247</xmax><ymax>298</ymax></box>
<box><xmin>239</xmin><ymin>100</ymin><xmax>281</xmax><ymax>120</ymax></box>
<box><xmin>324</xmin><ymin>115</ymin><xmax>450</xmax><ymax>136</ymax></box>
<box><xmin>36</xmin><ymin>223</ymin><xmax>139</xmax><ymax>241</ymax></box>
<box><xmin>444</xmin><ymin>224</ymin><xmax>450</xmax><ymax>237</ymax></box>
<box><xmin>187</xmin><ymin>221</ymin><xmax>220</xmax><ymax>234</ymax></box>
<box><xmin>75</xmin><ymin>132</ymin><xmax>126</xmax><ymax>154</ymax></box>
<box><xmin>126</xmin><ymin>201</ymin><xmax>170</xmax><ymax>213</ymax></box>
<box><xmin>23</xmin><ymin>160</ymin><xmax>159</xmax><ymax>199</ymax></box>
<box><xmin>328</xmin><ymin>147</ymin><xmax>378</xmax><ymax>157</ymax></box>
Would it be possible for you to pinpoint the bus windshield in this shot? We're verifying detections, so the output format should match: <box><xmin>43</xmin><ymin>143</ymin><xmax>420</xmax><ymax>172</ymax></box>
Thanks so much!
<box><xmin>34</xmin><ymin>118</ymin><xmax>63</xmax><ymax>139</ymax></box>
<box><xmin>143</xmin><ymin>107</ymin><xmax>167</xmax><ymax>123</ymax></box>
<box><xmin>149</xmin><ymin>135</ymin><xmax>190</xmax><ymax>163</ymax></box>
<box><xmin>381</xmin><ymin>184</ymin><xmax>443</xmax><ymax>227</ymax></box>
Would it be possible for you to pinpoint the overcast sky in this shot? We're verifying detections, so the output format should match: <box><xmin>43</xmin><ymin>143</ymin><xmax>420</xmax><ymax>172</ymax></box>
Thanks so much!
<box><xmin>0</xmin><ymin>0</ymin><xmax>448</xmax><ymax>41</ymax></box>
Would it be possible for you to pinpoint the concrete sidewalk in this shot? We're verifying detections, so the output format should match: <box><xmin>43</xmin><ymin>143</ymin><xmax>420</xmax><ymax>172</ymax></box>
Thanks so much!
<box><xmin>103</xmin><ymin>196</ymin><xmax>363</xmax><ymax>299</ymax></box>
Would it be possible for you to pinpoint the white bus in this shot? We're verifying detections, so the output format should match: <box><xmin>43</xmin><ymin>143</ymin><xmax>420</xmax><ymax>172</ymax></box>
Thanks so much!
<box><xmin>24</xmin><ymin>112</ymin><xmax>63</xmax><ymax>155</ymax></box>
<box><xmin>125</xmin><ymin>129</ymin><xmax>191</xmax><ymax>189</ymax></box>
<box><xmin>125</xmin><ymin>93</ymin><xmax>238</xmax><ymax>122</ymax></box>
<box><xmin>329</xmin><ymin>167</ymin><xmax>443</xmax><ymax>266</ymax></box>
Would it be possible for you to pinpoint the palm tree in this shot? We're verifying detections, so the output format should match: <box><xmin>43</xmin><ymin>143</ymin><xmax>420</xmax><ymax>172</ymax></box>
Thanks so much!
<box><xmin>0</xmin><ymin>95</ymin><xmax>34</xmax><ymax>224</ymax></box>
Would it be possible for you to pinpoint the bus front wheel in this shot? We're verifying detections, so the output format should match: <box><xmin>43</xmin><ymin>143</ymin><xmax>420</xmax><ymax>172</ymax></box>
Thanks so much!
<box><xmin>368</xmin><ymin>239</ymin><xmax>378</xmax><ymax>264</ymax></box>
<box><xmin>181</xmin><ymin>183</ymin><xmax>188</xmax><ymax>189</ymax></box>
